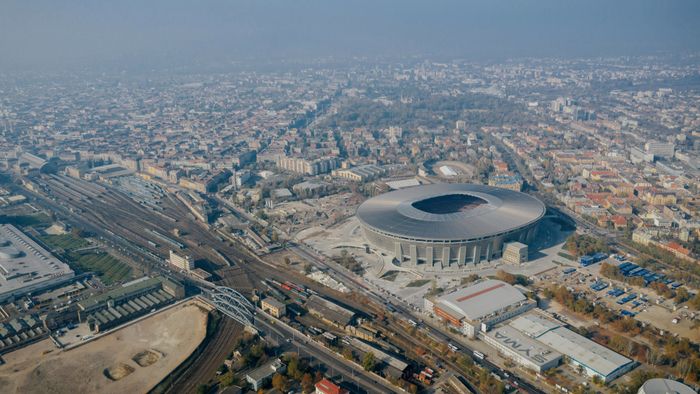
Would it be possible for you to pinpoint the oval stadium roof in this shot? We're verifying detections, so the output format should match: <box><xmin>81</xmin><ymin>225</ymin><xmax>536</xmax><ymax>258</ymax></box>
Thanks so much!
<box><xmin>356</xmin><ymin>183</ymin><xmax>545</xmax><ymax>241</ymax></box>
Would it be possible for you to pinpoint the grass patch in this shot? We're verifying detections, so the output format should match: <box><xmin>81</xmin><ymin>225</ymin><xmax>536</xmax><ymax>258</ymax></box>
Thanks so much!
<box><xmin>557</xmin><ymin>252</ymin><xmax>575</xmax><ymax>261</ymax></box>
<box><xmin>406</xmin><ymin>279</ymin><xmax>431</xmax><ymax>288</ymax></box>
<box><xmin>0</xmin><ymin>213</ymin><xmax>52</xmax><ymax>227</ymax></box>
<box><xmin>41</xmin><ymin>233</ymin><xmax>131</xmax><ymax>285</ymax></box>
<box><xmin>67</xmin><ymin>251</ymin><xmax>132</xmax><ymax>285</ymax></box>
<box><xmin>40</xmin><ymin>234</ymin><xmax>90</xmax><ymax>251</ymax></box>
<box><xmin>380</xmin><ymin>270</ymin><xmax>399</xmax><ymax>282</ymax></box>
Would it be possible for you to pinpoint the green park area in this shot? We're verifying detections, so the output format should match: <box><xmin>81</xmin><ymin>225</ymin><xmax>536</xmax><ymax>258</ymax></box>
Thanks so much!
<box><xmin>40</xmin><ymin>233</ymin><xmax>132</xmax><ymax>286</ymax></box>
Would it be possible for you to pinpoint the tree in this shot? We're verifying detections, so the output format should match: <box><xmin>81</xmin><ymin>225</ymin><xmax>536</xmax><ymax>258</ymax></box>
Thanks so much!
<box><xmin>196</xmin><ymin>384</ymin><xmax>208</xmax><ymax>394</ymax></box>
<box><xmin>314</xmin><ymin>370</ymin><xmax>324</xmax><ymax>383</ymax></box>
<box><xmin>675</xmin><ymin>287</ymin><xmax>691</xmax><ymax>304</ymax></box>
<box><xmin>220</xmin><ymin>371</ymin><xmax>234</xmax><ymax>387</ymax></box>
<box><xmin>363</xmin><ymin>351</ymin><xmax>376</xmax><ymax>372</ymax></box>
<box><xmin>272</xmin><ymin>373</ymin><xmax>288</xmax><ymax>392</ymax></box>
<box><xmin>301</xmin><ymin>373</ymin><xmax>314</xmax><ymax>393</ymax></box>
<box><xmin>342</xmin><ymin>347</ymin><xmax>354</xmax><ymax>361</ymax></box>
<box><xmin>690</xmin><ymin>293</ymin><xmax>700</xmax><ymax>310</ymax></box>
<box><xmin>286</xmin><ymin>355</ymin><xmax>301</xmax><ymax>379</ymax></box>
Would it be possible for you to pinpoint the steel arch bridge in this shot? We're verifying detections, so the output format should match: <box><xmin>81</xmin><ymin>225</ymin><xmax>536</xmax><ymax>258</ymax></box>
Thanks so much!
<box><xmin>209</xmin><ymin>286</ymin><xmax>256</xmax><ymax>327</ymax></box>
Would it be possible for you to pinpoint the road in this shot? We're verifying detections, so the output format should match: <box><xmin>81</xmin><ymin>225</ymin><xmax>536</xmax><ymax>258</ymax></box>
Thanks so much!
<box><xmin>255</xmin><ymin>314</ymin><xmax>400</xmax><ymax>394</ymax></box>
<box><xmin>289</xmin><ymin>243</ymin><xmax>543</xmax><ymax>394</ymax></box>
<box><xmin>19</xmin><ymin>175</ymin><xmax>538</xmax><ymax>392</ymax></box>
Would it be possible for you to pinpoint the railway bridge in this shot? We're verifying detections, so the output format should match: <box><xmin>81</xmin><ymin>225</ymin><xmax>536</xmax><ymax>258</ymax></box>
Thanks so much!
<box><xmin>207</xmin><ymin>286</ymin><xmax>256</xmax><ymax>328</ymax></box>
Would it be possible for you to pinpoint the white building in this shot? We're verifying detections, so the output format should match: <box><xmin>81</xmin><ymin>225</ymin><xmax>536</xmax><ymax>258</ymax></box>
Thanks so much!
<box><xmin>426</xmin><ymin>280</ymin><xmax>536</xmax><ymax>338</ymax></box>
<box><xmin>510</xmin><ymin>314</ymin><xmax>635</xmax><ymax>383</ymax></box>
<box><xmin>169</xmin><ymin>250</ymin><xmax>194</xmax><ymax>271</ymax></box>
<box><xmin>644</xmin><ymin>141</ymin><xmax>675</xmax><ymax>159</ymax></box>
<box><xmin>0</xmin><ymin>224</ymin><xmax>75</xmax><ymax>302</ymax></box>
<box><xmin>482</xmin><ymin>325</ymin><xmax>562</xmax><ymax>373</ymax></box>
<box><xmin>502</xmin><ymin>242</ymin><xmax>528</xmax><ymax>264</ymax></box>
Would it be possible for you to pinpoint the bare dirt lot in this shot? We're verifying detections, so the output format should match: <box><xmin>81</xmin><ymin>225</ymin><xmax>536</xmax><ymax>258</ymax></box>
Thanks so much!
<box><xmin>0</xmin><ymin>300</ymin><xmax>209</xmax><ymax>394</ymax></box>
<box><xmin>636</xmin><ymin>305</ymin><xmax>700</xmax><ymax>342</ymax></box>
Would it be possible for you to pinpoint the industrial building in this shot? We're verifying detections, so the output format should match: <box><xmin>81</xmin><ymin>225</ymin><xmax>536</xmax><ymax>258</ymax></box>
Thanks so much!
<box><xmin>0</xmin><ymin>314</ymin><xmax>47</xmax><ymax>353</ymax></box>
<box><xmin>306</xmin><ymin>295</ymin><xmax>356</xmax><ymax>329</ymax></box>
<box><xmin>0</xmin><ymin>224</ymin><xmax>75</xmax><ymax>303</ymax></box>
<box><xmin>77</xmin><ymin>276</ymin><xmax>184</xmax><ymax>333</ymax></box>
<box><xmin>260</xmin><ymin>297</ymin><xmax>286</xmax><ymax>318</ymax></box>
<box><xmin>346</xmin><ymin>337</ymin><xmax>412</xmax><ymax>380</ymax></box>
<box><xmin>424</xmin><ymin>280</ymin><xmax>536</xmax><ymax>337</ymax></box>
<box><xmin>356</xmin><ymin>184</ymin><xmax>544</xmax><ymax>271</ymax></box>
<box><xmin>509</xmin><ymin>314</ymin><xmax>635</xmax><ymax>383</ymax></box>
<box><xmin>482</xmin><ymin>325</ymin><xmax>561</xmax><ymax>372</ymax></box>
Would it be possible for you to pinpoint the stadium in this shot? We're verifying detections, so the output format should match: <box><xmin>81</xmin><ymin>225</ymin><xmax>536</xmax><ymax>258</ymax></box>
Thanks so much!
<box><xmin>356</xmin><ymin>183</ymin><xmax>545</xmax><ymax>270</ymax></box>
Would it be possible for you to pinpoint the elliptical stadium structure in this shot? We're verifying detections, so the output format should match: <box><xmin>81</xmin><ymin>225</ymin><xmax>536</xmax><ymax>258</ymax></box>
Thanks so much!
<box><xmin>356</xmin><ymin>184</ymin><xmax>545</xmax><ymax>271</ymax></box>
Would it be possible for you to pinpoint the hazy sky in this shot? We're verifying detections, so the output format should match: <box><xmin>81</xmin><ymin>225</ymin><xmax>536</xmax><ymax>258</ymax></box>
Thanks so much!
<box><xmin>1</xmin><ymin>0</ymin><xmax>699</xmax><ymax>71</ymax></box>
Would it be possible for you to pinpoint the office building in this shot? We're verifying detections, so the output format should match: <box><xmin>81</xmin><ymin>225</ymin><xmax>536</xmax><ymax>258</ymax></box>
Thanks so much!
<box><xmin>169</xmin><ymin>250</ymin><xmax>194</xmax><ymax>271</ymax></box>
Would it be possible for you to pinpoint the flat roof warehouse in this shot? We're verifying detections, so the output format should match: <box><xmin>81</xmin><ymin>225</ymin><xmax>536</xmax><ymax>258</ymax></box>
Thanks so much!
<box><xmin>509</xmin><ymin>314</ymin><xmax>634</xmax><ymax>382</ymax></box>
<box><xmin>0</xmin><ymin>224</ymin><xmax>74</xmax><ymax>302</ymax></box>
<box><xmin>484</xmin><ymin>325</ymin><xmax>562</xmax><ymax>369</ymax></box>
<box><xmin>436</xmin><ymin>280</ymin><xmax>528</xmax><ymax>322</ymax></box>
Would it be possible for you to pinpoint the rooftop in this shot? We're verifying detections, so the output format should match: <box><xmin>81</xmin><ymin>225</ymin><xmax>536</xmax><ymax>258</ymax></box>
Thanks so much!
<box><xmin>485</xmin><ymin>325</ymin><xmax>562</xmax><ymax>367</ymax></box>
<box><xmin>77</xmin><ymin>276</ymin><xmax>176</xmax><ymax>311</ymax></box>
<box><xmin>509</xmin><ymin>314</ymin><xmax>634</xmax><ymax>379</ymax></box>
<box><xmin>357</xmin><ymin>184</ymin><xmax>545</xmax><ymax>241</ymax></box>
<box><xmin>509</xmin><ymin>314</ymin><xmax>561</xmax><ymax>338</ymax></box>
<box><xmin>435</xmin><ymin>280</ymin><xmax>528</xmax><ymax>321</ymax></box>
<box><xmin>0</xmin><ymin>224</ymin><xmax>74</xmax><ymax>300</ymax></box>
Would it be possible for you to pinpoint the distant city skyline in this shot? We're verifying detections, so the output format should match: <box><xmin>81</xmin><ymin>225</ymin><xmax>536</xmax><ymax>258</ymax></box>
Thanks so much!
<box><xmin>1</xmin><ymin>0</ymin><xmax>700</xmax><ymax>72</ymax></box>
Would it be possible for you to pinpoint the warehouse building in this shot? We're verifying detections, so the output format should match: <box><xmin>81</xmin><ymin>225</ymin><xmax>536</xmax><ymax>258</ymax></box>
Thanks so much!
<box><xmin>425</xmin><ymin>280</ymin><xmax>536</xmax><ymax>338</ymax></box>
<box><xmin>482</xmin><ymin>325</ymin><xmax>561</xmax><ymax>373</ymax></box>
<box><xmin>306</xmin><ymin>295</ymin><xmax>356</xmax><ymax>329</ymax></box>
<box><xmin>0</xmin><ymin>224</ymin><xmax>75</xmax><ymax>303</ymax></box>
<box><xmin>509</xmin><ymin>314</ymin><xmax>635</xmax><ymax>383</ymax></box>
<box><xmin>77</xmin><ymin>276</ymin><xmax>184</xmax><ymax>333</ymax></box>
<box><xmin>0</xmin><ymin>314</ymin><xmax>47</xmax><ymax>353</ymax></box>
<box><xmin>346</xmin><ymin>337</ymin><xmax>412</xmax><ymax>380</ymax></box>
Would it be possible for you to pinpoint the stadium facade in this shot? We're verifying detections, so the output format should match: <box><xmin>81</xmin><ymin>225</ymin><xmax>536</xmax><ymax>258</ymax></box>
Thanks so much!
<box><xmin>356</xmin><ymin>184</ymin><xmax>545</xmax><ymax>270</ymax></box>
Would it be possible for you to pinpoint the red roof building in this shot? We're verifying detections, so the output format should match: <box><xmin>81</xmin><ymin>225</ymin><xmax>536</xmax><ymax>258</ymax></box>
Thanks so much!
<box><xmin>315</xmin><ymin>378</ymin><xmax>349</xmax><ymax>394</ymax></box>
